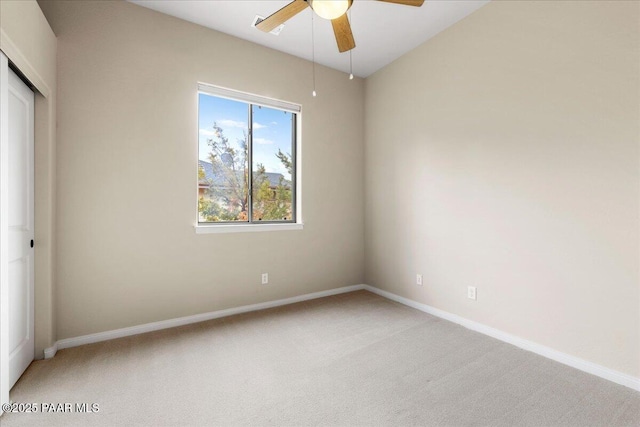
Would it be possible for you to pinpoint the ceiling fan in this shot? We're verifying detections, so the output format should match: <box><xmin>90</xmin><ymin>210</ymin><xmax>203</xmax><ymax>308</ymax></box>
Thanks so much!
<box><xmin>256</xmin><ymin>0</ymin><xmax>425</xmax><ymax>53</ymax></box>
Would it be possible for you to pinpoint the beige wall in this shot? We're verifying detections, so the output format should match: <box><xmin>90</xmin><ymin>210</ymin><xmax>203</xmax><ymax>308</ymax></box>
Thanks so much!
<box><xmin>1</xmin><ymin>0</ymin><xmax>57</xmax><ymax>359</ymax></box>
<box><xmin>38</xmin><ymin>0</ymin><xmax>365</xmax><ymax>340</ymax></box>
<box><xmin>365</xmin><ymin>0</ymin><xmax>639</xmax><ymax>376</ymax></box>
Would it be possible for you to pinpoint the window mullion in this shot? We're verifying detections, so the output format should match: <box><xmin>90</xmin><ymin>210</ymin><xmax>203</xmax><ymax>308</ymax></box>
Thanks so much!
<box><xmin>247</xmin><ymin>103</ymin><xmax>253</xmax><ymax>223</ymax></box>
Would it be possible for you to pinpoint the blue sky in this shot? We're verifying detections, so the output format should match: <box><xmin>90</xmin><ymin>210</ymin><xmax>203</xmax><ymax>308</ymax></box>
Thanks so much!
<box><xmin>198</xmin><ymin>93</ymin><xmax>294</xmax><ymax>179</ymax></box>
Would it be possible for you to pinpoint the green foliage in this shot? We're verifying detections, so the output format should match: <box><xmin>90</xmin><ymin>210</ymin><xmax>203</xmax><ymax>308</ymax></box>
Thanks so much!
<box><xmin>252</xmin><ymin>163</ymin><xmax>292</xmax><ymax>221</ymax></box>
<box><xmin>275</xmin><ymin>149</ymin><xmax>292</xmax><ymax>176</ymax></box>
<box><xmin>198</xmin><ymin>197</ymin><xmax>241</xmax><ymax>222</ymax></box>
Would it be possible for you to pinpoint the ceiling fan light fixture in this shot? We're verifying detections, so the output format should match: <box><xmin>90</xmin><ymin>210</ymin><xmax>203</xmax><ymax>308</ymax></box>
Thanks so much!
<box><xmin>309</xmin><ymin>0</ymin><xmax>352</xmax><ymax>20</ymax></box>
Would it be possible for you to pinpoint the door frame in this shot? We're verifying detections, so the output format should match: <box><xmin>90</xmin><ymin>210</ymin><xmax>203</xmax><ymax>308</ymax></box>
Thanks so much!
<box><xmin>0</xmin><ymin>50</ymin><xmax>11</xmax><ymax>413</ymax></box>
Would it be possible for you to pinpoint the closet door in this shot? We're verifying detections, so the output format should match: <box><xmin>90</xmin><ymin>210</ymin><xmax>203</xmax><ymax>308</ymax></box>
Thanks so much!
<box><xmin>3</xmin><ymin>59</ymin><xmax>35</xmax><ymax>390</ymax></box>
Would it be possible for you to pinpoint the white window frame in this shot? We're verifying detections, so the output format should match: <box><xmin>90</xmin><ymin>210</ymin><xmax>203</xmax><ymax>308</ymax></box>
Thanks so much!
<box><xmin>194</xmin><ymin>83</ymin><xmax>303</xmax><ymax>234</ymax></box>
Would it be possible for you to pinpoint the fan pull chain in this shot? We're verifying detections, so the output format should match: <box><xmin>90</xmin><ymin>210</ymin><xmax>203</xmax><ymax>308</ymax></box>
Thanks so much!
<box><xmin>349</xmin><ymin>50</ymin><xmax>354</xmax><ymax>80</ymax></box>
<box><xmin>349</xmin><ymin>9</ymin><xmax>354</xmax><ymax>80</ymax></box>
<box><xmin>311</xmin><ymin>12</ymin><xmax>317</xmax><ymax>97</ymax></box>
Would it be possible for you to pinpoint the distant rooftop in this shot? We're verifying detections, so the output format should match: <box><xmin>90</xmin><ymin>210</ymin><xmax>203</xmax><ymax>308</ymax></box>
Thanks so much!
<box><xmin>198</xmin><ymin>160</ymin><xmax>287</xmax><ymax>188</ymax></box>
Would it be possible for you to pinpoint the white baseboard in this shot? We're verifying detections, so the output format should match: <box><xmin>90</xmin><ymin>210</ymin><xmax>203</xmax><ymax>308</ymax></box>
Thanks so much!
<box><xmin>44</xmin><ymin>284</ymin><xmax>366</xmax><ymax>357</ymax></box>
<box><xmin>362</xmin><ymin>284</ymin><xmax>640</xmax><ymax>392</ymax></box>
<box><xmin>43</xmin><ymin>342</ymin><xmax>57</xmax><ymax>359</ymax></box>
<box><xmin>43</xmin><ymin>283</ymin><xmax>639</xmax><ymax>392</ymax></box>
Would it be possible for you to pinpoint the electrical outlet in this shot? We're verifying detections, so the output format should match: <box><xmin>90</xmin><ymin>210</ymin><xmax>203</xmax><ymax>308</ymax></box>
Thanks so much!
<box><xmin>467</xmin><ymin>286</ymin><xmax>477</xmax><ymax>300</ymax></box>
<box><xmin>416</xmin><ymin>274</ymin><xmax>423</xmax><ymax>286</ymax></box>
<box><xmin>261</xmin><ymin>273</ymin><xmax>269</xmax><ymax>285</ymax></box>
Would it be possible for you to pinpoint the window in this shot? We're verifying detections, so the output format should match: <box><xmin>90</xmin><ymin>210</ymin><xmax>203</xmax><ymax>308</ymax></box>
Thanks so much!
<box><xmin>197</xmin><ymin>84</ymin><xmax>299</xmax><ymax>228</ymax></box>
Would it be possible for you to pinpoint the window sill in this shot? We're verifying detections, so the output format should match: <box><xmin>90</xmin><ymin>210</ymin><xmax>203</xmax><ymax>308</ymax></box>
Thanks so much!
<box><xmin>194</xmin><ymin>223</ymin><xmax>304</xmax><ymax>234</ymax></box>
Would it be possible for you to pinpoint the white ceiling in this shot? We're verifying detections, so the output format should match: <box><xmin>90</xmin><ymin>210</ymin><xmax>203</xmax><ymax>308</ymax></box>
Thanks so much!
<box><xmin>129</xmin><ymin>0</ymin><xmax>490</xmax><ymax>77</ymax></box>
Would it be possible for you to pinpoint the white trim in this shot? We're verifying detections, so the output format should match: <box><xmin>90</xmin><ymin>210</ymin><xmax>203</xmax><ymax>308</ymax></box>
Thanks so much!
<box><xmin>197</xmin><ymin>83</ymin><xmax>301</xmax><ymax>113</ymax></box>
<box><xmin>0</xmin><ymin>30</ymin><xmax>50</xmax><ymax>99</ymax></box>
<box><xmin>362</xmin><ymin>285</ymin><xmax>640</xmax><ymax>392</ymax></box>
<box><xmin>0</xmin><ymin>51</ymin><xmax>9</xmax><ymax>416</ymax></box>
<box><xmin>195</xmin><ymin>222</ymin><xmax>303</xmax><ymax>234</ymax></box>
<box><xmin>51</xmin><ymin>285</ymin><xmax>365</xmax><ymax>351</ymax></box>
<box><xmin>43</xmin><ymin>343</ymin><xmax>57</xmax><ymax>360</ymax></box>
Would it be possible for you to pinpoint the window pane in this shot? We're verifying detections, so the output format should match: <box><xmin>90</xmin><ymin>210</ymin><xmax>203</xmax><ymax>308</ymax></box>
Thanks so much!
<box><xmin>251</xmin><ymin>105</ymin><xmax>294</xmax><ymax>222</ymax></box>
<box><xmin>198</xmin><ymin>93</ymin><xmax>249</xmax><ymax>222</ymax></box>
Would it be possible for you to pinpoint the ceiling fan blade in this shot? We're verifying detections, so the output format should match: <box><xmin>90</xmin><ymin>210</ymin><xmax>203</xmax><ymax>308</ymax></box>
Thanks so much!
<box><xmin>256</xmin><ymin>0</ymin><xmax>309</xmax><ymax>33</ymax></box>
<box><xmin>377</xmin><ymin>0</ymin><xmax>425</xmax><ymax>6</ymax></box>
<box><xmin>331</xmin><ymin>14</ymin><xmax>356</xmax><ymax>53</ymax></box>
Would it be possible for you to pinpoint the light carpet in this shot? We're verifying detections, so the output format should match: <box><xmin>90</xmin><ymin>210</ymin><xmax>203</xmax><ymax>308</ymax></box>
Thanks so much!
<box><xmin>2</xmin><ymin>290</ymin><xmax>639</xmax><ymax>426</ymax></box>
